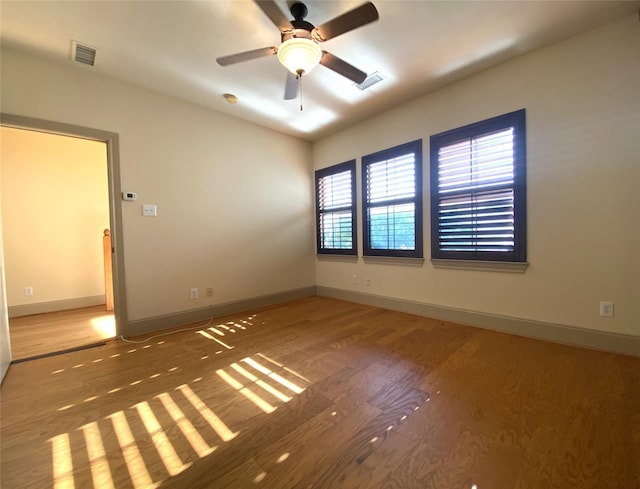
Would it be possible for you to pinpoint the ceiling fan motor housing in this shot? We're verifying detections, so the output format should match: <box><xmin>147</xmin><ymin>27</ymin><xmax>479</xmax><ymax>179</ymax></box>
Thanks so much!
<box><xmin>281</xmin><ymin>2</ymin><xmax>315</xmax><ymax>42</ymax></box>
<box><xmin>290</xmin><ymin>2</ymin><xmax>309</xmax><ymax>21</ymax></box>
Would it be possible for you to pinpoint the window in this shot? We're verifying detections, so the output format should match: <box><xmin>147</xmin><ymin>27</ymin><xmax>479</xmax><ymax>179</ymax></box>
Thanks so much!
<box><xmin>315</xmin><ymin>160</ymin><xmax>357</xmax><ymax>255</ymax></box>
<box><xmin>430</xmin><ymin>109</ymin><xmax>526</xmax><ymax>262</ymax></box>
<box><xmin>362</xmin><ymin>140</ymin><xmax>423</xmax><ymax>258</ymax></box>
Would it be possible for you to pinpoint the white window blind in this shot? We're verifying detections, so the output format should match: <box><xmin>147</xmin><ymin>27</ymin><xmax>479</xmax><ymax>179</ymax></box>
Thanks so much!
<box><xmin>367</xmin><ymin>154</ymin><xmax>416</xmax><ymax>203</ymax></box>
<box><xmin>362</xmin><ymin>140</ymin><xmax>423</xmax><ymax>258</ymax></box>
<box><xmin>430</xmin><ymin>109</ymin><xmax>526</xmax><ymax>263</ymax></box>
<box><xmin>437</xmin><ymin>128</ymin><xmax>515</xmax><ymax>252</ymax></box>
<box><xmin>316</xmin><ymin>162</ymin><xmax>356</xmax><ymax>253</ymax></box>
<box><xmin>366</xmin><ymin>154</ymin><xmax>416</xmax><ymax>250</ymax></box>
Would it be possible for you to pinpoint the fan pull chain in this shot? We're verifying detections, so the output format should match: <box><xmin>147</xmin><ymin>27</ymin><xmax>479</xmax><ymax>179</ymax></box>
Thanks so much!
<box><xmin>297</xmin><ymin>70</ymin><xmax>304</xmax><ymax>111</ymax></box>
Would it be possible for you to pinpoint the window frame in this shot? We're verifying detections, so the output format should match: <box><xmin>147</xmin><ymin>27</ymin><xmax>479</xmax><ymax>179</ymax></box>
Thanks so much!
<box><xmin>430</xmin><ymin>109</ymin><xmax>527</xmax><ymax>263</ymax></box>
<box><xmin>361</xmin><ymin>139</ymin><xmax>423</xmax><ymax>259</ymax></box>
<box><xmin>315</xmin><ymin>160</ymin><xmax>357</xmax><ymax>256</ymax></box>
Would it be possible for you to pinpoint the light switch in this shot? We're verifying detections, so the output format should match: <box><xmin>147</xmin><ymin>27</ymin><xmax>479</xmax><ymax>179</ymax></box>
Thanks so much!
<box><xmin>142</xmin><ymin>204</ymin><xmax>157</xmax><ymax>217</ymax></box>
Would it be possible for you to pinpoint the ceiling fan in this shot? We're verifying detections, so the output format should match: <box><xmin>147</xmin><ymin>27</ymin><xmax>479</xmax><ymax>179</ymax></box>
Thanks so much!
<box><xmin>216</xmin><ymin>0</ymin><xmax>379</xmax><ymax>100</ymax></box>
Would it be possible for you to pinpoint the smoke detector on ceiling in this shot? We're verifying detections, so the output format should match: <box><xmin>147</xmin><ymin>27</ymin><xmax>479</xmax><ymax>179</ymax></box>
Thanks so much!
<box><xmin>71</xmin><ymin>40</ymin><xmax>97</xmax><ymax>66</ymax></box>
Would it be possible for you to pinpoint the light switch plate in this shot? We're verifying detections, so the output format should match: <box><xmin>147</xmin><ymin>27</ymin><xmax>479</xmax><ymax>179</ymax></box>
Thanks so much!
<box><xmin>142</xmin><ymin>204</ymin><xmax>157</xmax><ymax>217</ymax></box>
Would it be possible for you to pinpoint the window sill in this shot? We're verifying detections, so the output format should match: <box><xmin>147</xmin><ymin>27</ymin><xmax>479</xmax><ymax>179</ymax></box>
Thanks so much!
<box><xmin>363</xmin><ymin>256</ymin><xmax>425</xmax><ymax>267</ymax></box>
<box><xmin>317</xmin><ymin>254</ymin><xmax>358</xmax><ymax>263</ymax></box>
<box><xmin>430</xmin><ymin>259</ymin><xmax>528</xmax><ymax>273</ymax></box>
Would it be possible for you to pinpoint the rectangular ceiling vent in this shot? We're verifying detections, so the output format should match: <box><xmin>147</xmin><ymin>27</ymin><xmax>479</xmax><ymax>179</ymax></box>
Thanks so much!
<box><xmin>71</xmin><ymin>41</ymin><xmax>97</xmax><ymax>66</ymax></box>
<box><xmin>355</xmin><ymin>72</ymin><xmax>385</xmax><ymax>91</ymax></box>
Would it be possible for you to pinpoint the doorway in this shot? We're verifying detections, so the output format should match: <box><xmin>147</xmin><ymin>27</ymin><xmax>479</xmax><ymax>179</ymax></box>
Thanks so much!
<box><xmin>0</xmin><ymin>114</ymin><xmax>127</xmax><ymax>365</ymax></box>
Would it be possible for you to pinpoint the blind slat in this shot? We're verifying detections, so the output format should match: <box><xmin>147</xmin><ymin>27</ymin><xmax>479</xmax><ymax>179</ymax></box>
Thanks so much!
<box><xmin>366</xmin><ymin>156</ymin><xmax>416</xmax><ymax>203</ymax></box>
<box><xmin>318</xmin><ymin>170</ymin><xmax>353</xmax><ymax>211</ymax></box>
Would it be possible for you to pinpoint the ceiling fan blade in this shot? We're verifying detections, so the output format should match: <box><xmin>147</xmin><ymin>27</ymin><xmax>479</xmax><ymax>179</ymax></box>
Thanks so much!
<box><xmin>320</xmin><ymin>51</ymin><xmax>367</xmax><ymax>84</ymax></box>
<box><xmin>216</xmin><ymin>47</ymin><xmax>277</xmax><ymax>66</ymax></box>
<box><xmin>255</xmin><ymin>0</ymin><xmax>294</xmax><ymax>32</ymax></box>
<box><xmin>313</xmin><ymin>2</ymin><xmax>379</xmax><ymax>42</ymax></box>
<box><xmin>284</xmin><ymin>71</ymin><xmax>299</xmax><ymax>100</ymax></box>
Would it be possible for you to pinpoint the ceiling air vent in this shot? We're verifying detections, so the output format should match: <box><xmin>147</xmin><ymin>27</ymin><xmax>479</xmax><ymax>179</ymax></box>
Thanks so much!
<box><xmin>355</xmin><ymin>72</ymin><xmax>385</xmax><ymax>90</ymax></box>
<box><xmin>71</xmin><ymin>41</ymin><xmax>97</xmax><ymax>66</ymax></box>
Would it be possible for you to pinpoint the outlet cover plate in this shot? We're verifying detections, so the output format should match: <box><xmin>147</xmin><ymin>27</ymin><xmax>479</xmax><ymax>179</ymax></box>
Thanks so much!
<box><xmin>599</xmin><ymin>301</ymin><xmax>614</xmax><ymax>318</ymax></box>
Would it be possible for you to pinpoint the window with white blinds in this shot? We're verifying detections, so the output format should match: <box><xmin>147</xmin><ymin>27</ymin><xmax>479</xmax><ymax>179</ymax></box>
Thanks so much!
<box><xmin>315</xmin><ymin>160</ymin><xmax>356</xmax><ymax>255</ymax></box>
<box><xmin>362</xmin><ymin>140</ymin><xmax>423</xmax><ymax>258</ymax></box>
<box><xmin>430</xmin><ymin>109</ymin><xmax>526</xmax><ymax>262</ymax></box>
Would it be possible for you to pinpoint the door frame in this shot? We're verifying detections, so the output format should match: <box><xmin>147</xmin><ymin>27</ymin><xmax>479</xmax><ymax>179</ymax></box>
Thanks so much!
<box><xmin>0</xmin><ymin>113</ymin><xmax>128</xmax><ymax>338</ymax></box>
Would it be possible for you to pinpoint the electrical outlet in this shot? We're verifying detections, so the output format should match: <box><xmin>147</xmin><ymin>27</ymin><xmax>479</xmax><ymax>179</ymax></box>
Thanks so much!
<box><xmin>206</xmin><ymin>287</ymin><xmax>213</xmax><ymax>297</ymax></box>
<box><xmin>190</xmin><ymin>288</ymin><xmax>199</xmax><ymax>300</ymax></box>
<box><xmin>24</xmin><ymin>286</ymin><xmax>33</xmax><ymax>297</ymax></box>
<box><xmin>365</xmin><ymin>276</ymin><xmax>371</xmax><ymax>286</ymax></box>
<box><xmin>599</xmin><ymin>301</ymin><xmax>614</xmax><ymax>318</ymax></box>
<box><xmin>352</xmin><ymin>275</ymin><xmax>358</xmax><ymax>284</ymax></box>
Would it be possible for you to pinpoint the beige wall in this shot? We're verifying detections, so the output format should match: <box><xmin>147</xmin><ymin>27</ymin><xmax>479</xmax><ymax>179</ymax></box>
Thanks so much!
<box><xmin>313</xmin><ymin>15</ymin><xmax>640</xmax><ymax>336</ymax></box>
<box><xmin>1</xmin><ymin>127</ymin><xmax>109</xmax><ymax>308</ymax></box>
<box><xmin>0</xmin><ymin>48</ymin><xmax>315</xmax><ymax>325</ymax></box>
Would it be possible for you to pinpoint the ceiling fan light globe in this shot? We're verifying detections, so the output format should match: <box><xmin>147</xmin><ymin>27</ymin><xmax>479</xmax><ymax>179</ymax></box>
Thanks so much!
<box><xmin>277</xmin><ymin>37</ymin><xmax>322</xmax><ymax>75</ymax></box>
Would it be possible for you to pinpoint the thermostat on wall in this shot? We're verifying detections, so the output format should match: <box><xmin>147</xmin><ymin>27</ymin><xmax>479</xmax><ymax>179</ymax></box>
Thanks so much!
<box><xmin>122</xmin><ymin>191</ymin><xmax>137</xmax><ymax>201</ymax></box>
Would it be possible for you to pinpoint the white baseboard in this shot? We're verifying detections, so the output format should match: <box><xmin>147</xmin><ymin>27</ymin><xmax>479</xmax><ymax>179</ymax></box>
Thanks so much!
<box><xmin>8</xmin><ymin>295</ymin><xmax>106</xmax><ymax>318</ymax></box>
<box><xmin>316</xmin><ymin>286</ymin><xmax>640</xmax><ymax>358</ymax></box>
<box><xmin>125</xmin><ymin>286</ymin><xmax>316</xmax><ymax>337</ymax></box>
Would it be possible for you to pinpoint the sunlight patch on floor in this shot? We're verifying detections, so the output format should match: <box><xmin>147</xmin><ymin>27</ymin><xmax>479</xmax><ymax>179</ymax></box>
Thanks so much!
<box><xmin>81</xmin><ymin>421</ymin><xmax>115</xmax><ymax>489</ymax></box>
<box><xmin>46</xmin><ymin>346</ymin><xmax>314</xmax><ymax>489</ymax></box>
<box><xmin>90</xmin><ymin>315</ymin><xmax>116</xmax><ymax>338</ymax></box>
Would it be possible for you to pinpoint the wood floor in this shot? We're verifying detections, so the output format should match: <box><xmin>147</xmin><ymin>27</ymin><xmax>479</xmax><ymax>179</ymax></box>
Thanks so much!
<box><xmin>9</xmin><ymin>306</ymin><xmax>115</xmax><ymax>360</ymax></box>
<box><xmin>1</xmin><ymin>296</ymin><xmax>638</xmax><ymax>489</ymax></box>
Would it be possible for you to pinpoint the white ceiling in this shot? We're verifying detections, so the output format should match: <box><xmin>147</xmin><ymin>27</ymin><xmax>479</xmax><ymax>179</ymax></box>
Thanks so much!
<box><xmin>1</xmin><ymin>0</ymin><xmax>638</xmax><ymax>141</ymax></box>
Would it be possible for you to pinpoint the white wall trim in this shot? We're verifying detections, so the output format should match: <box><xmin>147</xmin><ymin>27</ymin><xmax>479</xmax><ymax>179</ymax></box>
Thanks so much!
<box><xmin>430</xmin><ymin>259</ymin><xmax>529</xmax><ymax>273</ymax></box>
<box><xmin>363</xmin><ymin>256</ymin><xmax>425</xmax><ymax>266</ymax></box>
<box><xmin>8</xmin><ymin>296</ymin><xmax>106</xmax><ymax>318</ymax></box>
<box><xmin>317</xmin><ymin>286</ymin><xmax>640</xmax><ymax>358</ymax></box>
<box><xmin>316</xmin><ymin>255</ymin><xmax>358</xmax><ymax>263</ymax></box>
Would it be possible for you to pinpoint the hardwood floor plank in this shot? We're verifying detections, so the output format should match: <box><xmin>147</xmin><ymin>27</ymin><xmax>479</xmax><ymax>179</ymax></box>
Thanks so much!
<box><xmin>338</xmin><ymin>430</ymin><xmax>418</xmax><ymax>489</ymax></box>
<box><xmin>367</xmin><ymin>360</ymin><xmax>428</xmax><ymax>411</ymax></box>
<box><xmin>198</xmin><ymin>458</ymin><xmax>266</xmax><ymax>488</ymax></box>
<box><xmin>374</xmin><ymin>469</ymin><xmax>425</xmax><ymax>489</ymax></box>
<box><xmin>251</xmin><ymin>401</ymin><xmax>381</xmax><ymax>489</ymax></box>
